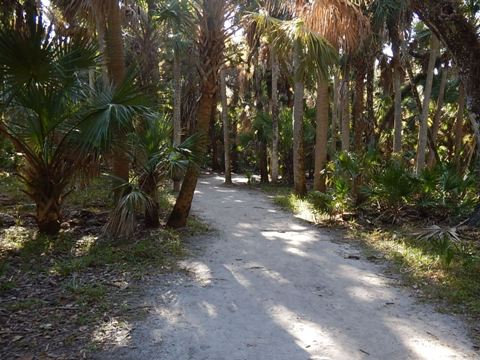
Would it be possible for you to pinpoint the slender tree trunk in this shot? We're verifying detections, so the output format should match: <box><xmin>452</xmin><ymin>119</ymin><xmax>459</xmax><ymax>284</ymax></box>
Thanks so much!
<box><xmin>341</xmin><ymin>70</ymin><xmax>350</xmax><ymax>153</ymax></box>
<box><xmin>416</xmin><ymin>35</ymin><xmax>439</xmax><ymax>174</ymax></box>
<box><xmin>390</xmin><ymin>25</ymin><xmax>403</xmax><ymax>154</ymax></box>
<box><xmin>167</xmin><ymin>0</ymin><xmax>225</xmax><ymax>228</ymax></box>
<box><xmin>366</xmin><ymin>57</ymin><xmax>376</xmax><ymax>148</ymax></box>
<box><xmin>270</xmin><ymin>48</ymin><xmax>280</xmax><ymax>183</ymax></box>
<box><xmin>220</xmin><ymin>67</ymin><xmax>232</xmax><ymax>184</ymax></box>
<box><xmin>167</xmin><ymin>80</ymin><xmax>215</xmax><ymax>228</ymax></box>
<box><xmin>209</xmin><ymin>100</ymin><xmax>220</xmax><ymax>171</ymax></box>
<box><xmin>292</xmin><ymin>39</ymin><xmax>307</xmax><ymax>195</ymax></box>
<box><xmin>427</xmin><ymin>65</ymin><xmax>448</xmax><ymax>167</ymax></box>
<box><xmin>105</xmin><ymin>0</ymin><xmax>128</xmax><ymax>199</ymax></box>
<box><xmin>173</xmin><ymin>50</ymin><xmax>182</xmax><ymax>191</ymax></box>
<box><xmin>454</xmin><ymin>84</ymin><xmax>466</xmax><ymax>167</ymax></box>
<box><xmin>353</xmin><ymin>61</ymin><xmax>366</xmax><ymax>153</ymax></box>
<box><xmin>314</xmin><ymin>77</ymin><xmax>329</xmax><ymax>192</ymax></box>
<box><xmin>253</xmin><ymin>55</ymin><xmax>269</xmax><ymax>184</ymax></box>
<box><xmin>331</xmin><ymin>74</ymin><xmax>340</xmax><ymax>153</ymax></box>
<box><xmin>393</xmin><ymin>56</ymin><xmax>403</xmax><ymax>153</ymax></box>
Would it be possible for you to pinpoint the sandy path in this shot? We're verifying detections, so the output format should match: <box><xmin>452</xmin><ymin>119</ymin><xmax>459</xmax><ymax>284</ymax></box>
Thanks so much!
<box><xmin>102</xmin><ymin>174</ymin><xmax>477</xmax><ymax>360</ymax></box>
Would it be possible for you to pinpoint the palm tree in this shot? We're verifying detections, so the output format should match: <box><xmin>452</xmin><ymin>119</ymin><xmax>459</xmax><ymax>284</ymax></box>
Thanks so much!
<box><xmin>416</xmin><ymin>34</ymin><xmax>439</xmax><ymax>174</ymax></box>
<box><xmin>220</xmin><ymin>66</ymin><xmax>232</xmax><ymax>184</ymax></box>
<box><xmin>270</xmin><ymin>46</ymin><xmax>280</xmax><ymax>183</ymax></box>
<box><xmin>156</xmin><ymin>0</ymin><xmax>193</xmax><ymax>191</ymax></box>
<box><xmin>409</xmin><ymin>0</ymin><xmax>480</xmax><ymax>224</ymax></box>
<box><xmin>0</xmin><ymin>21</ymin><xmax>148</xmax><ymax>235</ymax></box>
<box><xmin>54</xmin><ymin>0</ymin><xmax>129</xmax><ymax>197</ymax></box>
<box><xmin>314</xmin><ymin>75</ymin><xmax>329</xmax><ymax>192</ymax></box>
<box><xmin>306</xmin><ymin>0</ymin><xmax>370</xmax><ymax>191</ymax></box>
<box><xmin>370</xmin><ymin>0</ymin><xmax>409</xmax><ymax>154</ymax></box>
<box><xmin>167</xmin><ymin>0</ymin><xmax>230</xmax><ymax>228</ymax></box>
<box><xmin>248</xmin><ymin>10</ymin><xmax>338</xmax><ymax>196</ymax></box>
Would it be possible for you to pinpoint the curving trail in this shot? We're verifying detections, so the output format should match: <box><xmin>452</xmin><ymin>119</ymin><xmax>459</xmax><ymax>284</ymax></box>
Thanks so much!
<box><xmin>102</xmin><ymin>174</ymin><xmax>477</xmax><ymax>360</ymax></box>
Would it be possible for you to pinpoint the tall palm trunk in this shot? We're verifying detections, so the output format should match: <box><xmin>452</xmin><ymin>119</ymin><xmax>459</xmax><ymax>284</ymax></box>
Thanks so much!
<box><xmin>292</xmin><ymin>39</ymin><xmax>307</xmax><ymax>195</ymax></box>
<box><xmin>209</xmin><ymin>97</ymin><xmax>220</xmax><ymax>170</ymax></box>
<box><xmin>94</xmin><ymin>9</ymin><xmax>108</xmax><ymax>85</ymax></box>
<box><xmin>220</xmin><ymin>67</ymin><xmax>232</xmax><ymax>184</ymax></box>
<box><xmin>167</xmin><ymin>78</ymin><xmax>215</xmax><ymax>228</ymax></box>
<box><xmin>314</xmin><ymin>76</ymin><xmax>329</xmax><ymax>192</ymax></box>
<box><xmin>428</xmin><ymin>65</ymin><xmax>448</xmax><ymax>167</ymax></box>
<box><xmin>416</xmin><ymin>35</ymin><xmax>439</xmax><ymax>174</ymax></box>
<box><xmin>392</xmin><ymin>48</ymin><xmax>403</xmax><ymax>153</ymax></box>
<box><xmin>366</xmin><ymin>57</ymin><xmax>376</xmax><ymax>148</ymax></box>
<box><xmin>167</xmin><ymin>0</ymin><xmax>225</xmax><ymax>228</ymax></box>
<box><xmin>173</xmin><ymin>49</ymin><xmax>182</xmax><ymax>191</ymax></box>
<box><xmin>254</xmin><ymin>55</ymin><xmax>269</xmax><ymax>184</ymax></box>
<box><xmin>389</xmin><ymin>25</ymin><xmax>403</xmax><ymax>154</ymax></box>
<box><xmin>353</xmin><ymin>61</ymin><xmax>366</xmax><ymax>153</ymax></box>
<box><xmin>270</xmin><ymin>48</ymin><xmax>280</xmax><ymax>183</ymax></box>
<box><xmin>341</xmin><ymin>69</ymin><xmax>350</xmax><ymax>153</ymax></box>
<box><xmin>331</xmin><ymin>74</ymin><xmax>340</xmax><ymax>153</ymax></box>
<box><xmin>105</xmin><ymin>0</ymin><xmax>128</xmax><ymax>198</ymax></box>
<box><xmin>454</xmin><ymin>84</ymin><xmax>466</xmax><ymax>167</ymax></box>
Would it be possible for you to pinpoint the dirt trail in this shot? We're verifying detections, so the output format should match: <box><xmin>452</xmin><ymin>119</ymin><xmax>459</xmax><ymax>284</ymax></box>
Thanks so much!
<box><xmin>101</xmin><ymin>175</ymin><xmax>477</xmax><ymax>360</ymax></box>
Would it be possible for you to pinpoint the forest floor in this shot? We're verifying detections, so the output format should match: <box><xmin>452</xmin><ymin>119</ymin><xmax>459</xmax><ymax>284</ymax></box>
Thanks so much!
<box><xmin>99</xmin><ymin>174</ymin><xmax>478</xmax><ymax>360</ymax></box>
<box><xmin>0</xmin><ymin>172</ymin><xmax>208</xmax><ymax>359</ymax></box>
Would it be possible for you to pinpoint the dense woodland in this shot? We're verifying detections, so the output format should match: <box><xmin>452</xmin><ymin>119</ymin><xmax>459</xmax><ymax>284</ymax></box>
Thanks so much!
<box><xmin>1</xmin><ymin>0</ymin><xmax>480</xmax><ymax>356</ymax></box>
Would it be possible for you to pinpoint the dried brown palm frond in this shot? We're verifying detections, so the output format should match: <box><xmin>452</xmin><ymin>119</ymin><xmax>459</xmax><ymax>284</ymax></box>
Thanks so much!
<box><xmin>305</xmin><ymin>0</ymin><xmax>371</xmax><ymax>52</ymax></box>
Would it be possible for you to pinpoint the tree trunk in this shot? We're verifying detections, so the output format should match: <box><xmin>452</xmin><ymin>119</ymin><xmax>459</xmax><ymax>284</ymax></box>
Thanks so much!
<box><xmin>411</xmin><ymin>1</ymin><xmax>480</xmax><ymax>203</ymax></box>
<box><xmin>220</xmin><ymin>67</ymin><xmax>232</xmax><ymax>184</ymax></box>
<box><xmin>393</xmin><ymin>55</ymin><xmax>403</xmax><ymax>153</ymax></box>
<box><xmin>390</xmin><ymin>23</ymin><xmax>403</xmax><ymax>154</ymax></box>
<box><xmin>416</xmin><ymin>34</ymin><xmax>439</xmax><ymax>174</ymax></box>
<box><xmin>105</xmin><ymin>0</ymin><xmax>128</xmax><ymax>199</ymax></box>
<box><xmin>36</xmin><ymin>196</ymin><xmax>61</xmax><ymax>236</ymax></box>
<box><xmin>141</xmin><ymin>175</ymin><xmax>160</xmax><ymax>228</ymax></box>
<box><xmin>292</xmin><ymin>39</ymin><xmax>307</xmax><ymax>195</ymax></box>
<box><xmin>454</xmin><ymin>84</ymin><xmax>466</xmax><ymax>167</ymax></box>
<box><xmin>366</xmin><ymin>58</ymin><xmax>376</xmax><ymax>148</ymax></box>
<box><xmin>341</xmin><ymin>68</ymin><xmax>350</xmax><ymax>153</ymax></box>
<box><xmin>427</xmin><ymin>65</ymin><xmax>448</xmax><ymax>167</ymax></box>
<box><xmin>331</xmin><ymin>74</ymin><xmax>340</xmax><ymax>153</ymax></box>
<box><xmin>167</xmin><ymin>81</ymin><xmax>215</xmax><ymax>228</ymax></box>
<box><xmin>314</xmin><ymin>76</ymin><xmax>329</xmax><ymax>192</ymax></box>
<box><xmin>353</xmin><ymin>60</ymin><xmax>366</xmax><ymax>153</ymax></box>
<box><xmin>270</xmin><ymin>48</ymin><xmax>280</xmax><ymax>183</ymax></box>
<box><xmin>173</xmin><ymin>49</ymin><xmax>182</xmax><ymax>191</ymax></box>
<box><xmin>167</xmin><ymin>0</ymin><xmax>225</xmax><ymax>228</ymax></box>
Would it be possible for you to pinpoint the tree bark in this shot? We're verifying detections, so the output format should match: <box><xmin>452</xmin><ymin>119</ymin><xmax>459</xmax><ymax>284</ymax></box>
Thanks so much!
<box><xmin>353</xmin><ymin>59</ymin><xmax>366</xmax><ymax>153</ymax></box>
<box><xmin>167</xmin><ymin>0</ymin><xmax>225</xmax><ymax>228</ymax></box>
<box><xmin>454</xmin><ymin>83</ymin><xmax>466</xmax><ymax>167</ymax></box>
<box><xmin>220</xmin><ymin>67</ymin><xmax>232</xmax><ymax>184</ymax></box>
<box><xmin>270</xmin><ymin>48</ymin><xmax>280</xmax><ymax>183</ymax></box>
<box><xmin>173</xmin><ymin>49</ymin><xmax>182</xmax><ymax>191</ymax></box>
<box><xmin>427</xmin><ymin>64</ymin><xmax>449</xmax><ymax>167</ymax></box>
<box><xmin>209</xmin><ymin>100</ymin><xmax>220</xmax><ymax>171</ymax></box>
<box><xmin>331</xmin><ymin>74</ymin><xmax>340</xmax><ymax>153</ymax></box>
<box><xmin>293</xmin><ymin>39</ymin><xmax>307</xmax><ymax>195</ymax></box>
<box><xmin>393</xmin><ymin>54</ymin><xmax>403</xmax><ymax>153</ymax></box>
<box><xmin>416</xmin><ymin>34</ymin><xmax>439</xmax><ymax>174</ymax></box>
<box><xmin>167</xmin><ymin>81</ymin><xmax>215</xmax><ymax>228</ymax></box>
<box><xmin>341</xmin><ymin>67</ymin><xmax>350</xmax><ymax>153</ymax></box>
<box><xmin>314</xmin><ymin>77</ymin><xmax>329</xmax><ymax>192</ymax></box>
<box><xmin>105</xmin><ymin>0</ymin><xmax>128</xmax><ymax>199</ymax></box>
<box><xmin>366</xmin><ymin>58</ymin><xmax>376</xmax><ymax>148</ymax></box>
